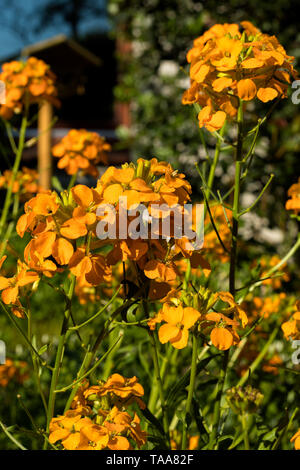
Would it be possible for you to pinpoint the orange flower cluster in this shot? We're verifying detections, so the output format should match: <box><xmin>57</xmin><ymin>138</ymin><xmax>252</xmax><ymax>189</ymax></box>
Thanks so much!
<box><xmin>0</xmin><ymin>256</ymin><xmax>39</xmax><ymax>317</ymax></box>
<box><xmin>202</xmin><ymin>291</ymin><xmax>248</xmax><ymax>350</ymax></box>
<box><xmin>10</xmin><ymin>158</ymin><xmax>207</xmax><ymax>313</ymax></box>
<box><xmin>182</xmin><ymin>21</ymin><xmax>297</xmax><ymax>131</ymax></box>
<box><xmin>244</xmin><ymin>293</ymin><xmax>287</xmax><ymax>320</ymax></box>
<box><xmin>0</xmin><ymin>57</ymin><xmax>59</xmax><ymax>120</ymax></box>
<box><xmin>49</xmin><ymin>374</ymin><xmax>147</xmax><ymax>450</ymax></box>
<box><xmin>151</xmin><ymin>289</ymin><xmax>247</xmax><ymax>350</ymax></box>
<box><xmin>52</xmin><ymin>129</ymin><xmax>111</xmax><ymax>177</ymax></box>
<box><xmin>286</xmin><ymin>177</ymin><xmax>300</xmax><ymax>214</ymax></box>
<box><xmin>96</xmin><ymin>158</ymin><xmax>208</xmax><ymax>295</ymax></box>
<box><xmin>15</xmin><ymin>188</ymin><xmax>111</xmax><ymax>292</ymax></box>
<box><xmin>0</xmin><ymin>167</ymin><xmax>42</xmax><ymax>201</ymax></box>
<box><xmin>282</xmin><ymin>301</ymin><xmax>300</xmax><ymax>341</ymax></box>
<box><xmin>0</xmin><ymin>358</ymin><xmax>28</xmax><ymax>387</ymax></box>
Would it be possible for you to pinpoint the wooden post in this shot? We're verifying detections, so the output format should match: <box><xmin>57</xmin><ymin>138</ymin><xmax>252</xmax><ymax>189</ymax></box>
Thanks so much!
<box><xmin>38</xmin><ymin>101</ymin><xmax>52</xmax><ymax>190</ymax></box>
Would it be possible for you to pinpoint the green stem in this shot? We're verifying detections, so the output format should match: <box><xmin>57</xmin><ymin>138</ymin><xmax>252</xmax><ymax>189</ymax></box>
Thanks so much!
<box><xmin>249</xmin><ymin>235</ymin><xmax>300</xmax><ymax>292</ymax></box>
<box><xmin>0</xmin><ymin>301</ymin><xmax>50</xmax><ymax>369</ymax></box>
<box><xmin>0</xmin><ymin>192</ymin><xmax>19</xmax><ymax>259</ymax></box>
<box><xmin>44</xmin><ymin>275</ymin><xmax>76</xmax><ymax>442</ymax></box>
<box><xmin>0</xmin><ymin>115</ymin><xmax>27</xmax><ymax>236</ymax></box>
<box><xmin>56</xmin><ymin>334</ymin><xmax>123</xmax><ymax>394</ymax></box>
<box><xmin>148</xmin><ymin>330</ymin><xmax>169</xmax><ymax>441</ymax></box>
<box><xmin>63</xmin><ymin>349</ymin><xmax>94</xmax><ymax>412</ymax></box>
<box><xmin>205</xmin><ymin>123</ymin><xmax>226</xmax><ymax>202</ymax></box>
<box><xmin>241</xmin><ymin>412</ymin><xmax>250</xmax><ymax>450</ymax></box>
<box><xmin>208</xmin><ymin>100</ymin><xmax>244</xmax><ymax>450</ymax></box>
<box><xmin>67</xmin><ymin>171</ymin><xmax>78</xmax><ymax>191</ymax></box>
<box><xmin>27</xmin><ymin>305</ymin><xmax>48</xmax><ymax>417</ymax></box>
<box><xmin>272</xmin><ymin>407</ymin><xmax>299</xmax><ymax>450</ymax></box>
<box><xmin>237</xmin><ymin>325</ymin><xmax>280</xmax><ymax>387</ymax></box>
<box><xmin>181</xmin><ymin>333</ymin><xmax>198</xmax><ymax>449</ymax></box>
<box><xmin>69</xmin><ymin>286</ymin><xmax>122</xmax><ymax>330</ymax></box>
<box><xmin>0</xmin><ymin>420</ymin><xmax>27</xmax><ymax>450</ymax></box>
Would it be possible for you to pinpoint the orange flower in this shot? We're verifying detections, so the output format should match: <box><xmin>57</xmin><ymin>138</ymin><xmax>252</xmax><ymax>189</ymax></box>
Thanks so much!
<box><xmin>84</xmin><ymin>373</ymin><xmax>145</xmax><ymax>409</ymax></box>
<box><xmin>291</xmin><ymin>429</ymin><xmax>300</xmax><ymax>450</ymax></box>
<box><xmin>49</xmin><ymin>412</ymin><xmax>94</xmax><ymax>450</ymax></box>
<box><xmin>286</xmin><ymin>177</ymin><xmax>300</xmax><ymax>214</ymax></box>
<box><xmin>282</xmin><ymin>302</ymin><xmax>300</xmax><ymax>341</ymax></box>
<box><xmin>0</xmin><ymin>358</ymin><xmax>28</xmax><ymax>387</ymax></box>
<box><xmin>205</xmin><ymin>312</ymin><xmax>240</xmax><ymax>350</ymax></box>
<box><xmin>52</xmin><ymin>129</ymin><xmax>111</xmax><ymax>177</ymax></box>
<box><xmin>0</xmin><ymin>258</ymin><xmax>39</xmax><ymax>312</ymax></box>
<box><xmin>158</xmin><ymin>304</ymin><xmax>200</xmax><ymax>349</ymax></box>
<box><xmin>0</xmin><ymin>57</ymin><xmax>59</xmax><ymax>119</ymax></box>
<box><xmin>183</xmin><ymin>21</ymin><xmax>298</xmax><ymax>131</ymax></box>
<box><xmin>217</xmin><ymin>291</ymin><xmax>248</xmax><ymax>327</ymax></box>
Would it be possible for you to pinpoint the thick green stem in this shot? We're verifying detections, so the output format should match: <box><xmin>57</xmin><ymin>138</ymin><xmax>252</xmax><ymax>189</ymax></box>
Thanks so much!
<box><xmin>208</xmin><ymin>100</ymin><xmax>244</xmax><ymax>450</ymax></box>
<box><xmin>241</xmin><ymin>412</ymin><xmax>250</xmax><ymax>450</ymax></box>
<box><xmin>181</xmin><ymin>333</ymin><xmax>198</xmax><ymax>449</ymax></box>
<box><xmin>205</xmin><ymin>123</ymin><xmax>226</xmax><ymax>202</ymax></box>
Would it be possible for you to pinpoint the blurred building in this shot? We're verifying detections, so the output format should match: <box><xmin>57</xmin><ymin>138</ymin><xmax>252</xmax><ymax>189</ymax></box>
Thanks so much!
<box><xmin>0</xmin><ymin>33</ymin><xmax>131</xmax><ymax>186</ymax></box>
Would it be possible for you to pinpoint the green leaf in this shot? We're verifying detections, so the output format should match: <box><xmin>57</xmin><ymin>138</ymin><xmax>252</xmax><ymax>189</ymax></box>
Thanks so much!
<box><xmin>140</xmin><ymin>407</ymin><xmax>165</xmax><ymax>437</ymax></box>
<box><xmin>258</xmin><ymin>429</ymin><xmax>277</xmax><ymax>450</ymax></box>
<box><xmin>51</xmin><ymin>176</ymin><xmax>63</xmax><ymax>193</ymax></box>
<box><xmin>38</xmin><ymin>344</ymin><xmax>49</xmax><ymax>355</ymax></box>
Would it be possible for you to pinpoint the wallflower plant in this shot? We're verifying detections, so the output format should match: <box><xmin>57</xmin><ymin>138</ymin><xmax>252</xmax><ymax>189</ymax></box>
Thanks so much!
<box><xmin>0</xmin><ymin>22</ymin><xmax>299</xmax><ymax>451</ymax></box>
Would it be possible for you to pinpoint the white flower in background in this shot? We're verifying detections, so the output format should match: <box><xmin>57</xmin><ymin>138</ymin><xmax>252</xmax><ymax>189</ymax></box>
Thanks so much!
<box><xmin>258</xmin><ymin>227</ymin><xmax>284</xmax><ymax>245</ymax></box>
<box><xmin>239</xmin><ymin>211</ymin><xmax>284</xmax><ymax>245</ymax></box>
<box><xmin>158</xmin><ymin>60</ymin><xmax>179</xmax><ymax>77</ymax></box>
<box><xmin>178</xmin><ymin>76</ymin><xmax>191</xmax><ymax>89</ymax></box>
<box><xmin>132</xmin><ymin>40</ymin><xmax>149</xmax><ymax>58</ymax></box>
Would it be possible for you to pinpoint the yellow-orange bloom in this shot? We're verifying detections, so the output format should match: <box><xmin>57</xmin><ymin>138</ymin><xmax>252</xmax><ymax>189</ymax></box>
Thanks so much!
<box><xmin>286</xmin><ymin>177</ymin><xmax>300</xmax><ymax>214</ymax></box>
<box><xmin>183</xmin><ymin>21</ymin><xmax>298</xmax><ymax>131</ymax></box>
<box><xmin>52</xmin><ymin>129</ymin><xmax>111</xmax><ymax>177</ymax></box>
<box><xmin>158</xmin><ymin>304</ymin><xmax>200</xmax><ymax>349</ymax></box>
<box><xmin>0</xmin><ymin>57</ymin><xmax>59</xmax><ymax>119</ymax></box>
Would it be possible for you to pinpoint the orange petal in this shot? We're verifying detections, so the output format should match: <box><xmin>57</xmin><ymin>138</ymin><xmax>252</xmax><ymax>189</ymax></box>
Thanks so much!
<box><xmin>72</xmin><ymin>185</ymin><xmax>93</xmax><ymax>207</ymax></box>
<box><xmin>171</xmin><ymin>328</ymin><xmax>189</xmax><ymax>349</ymax></box>
<box><xmin>182</xmin><ymin>307</ymin><xmax>200</xmax><ymax>329</ymax></box>
<box><xmin>52</xmin><ymin>238</ymin><xmax>74</xmax><ymax>265</ymax></box>
<box><xmin>237</xmin><ymin>79</ymin><xmax>257</xmax><ymax>101</ymax></box>
<box><xmin>212</xmin><ymin>77</ymin><xmax>233</xmax><ymax>92</ymax></box>
<box><xmin>103</xmin><ymin>184</ymin><xmax>123</xmax><ymax>204</ymax></box>
<box><xmin>162</xmin><ymin>305</ymin><xmax>184</xmax><ymax>325</ymax></box>
<box><xmin>210</xmin><ymin>327</ymin><xmax>233</xmax><ymax>350</ymax></box>
<box><xmin>1</xmin><ymin>286</ymin><xmax>19</xmax><ymax>304</ymax></box>
<box><xmin>60</xmin><ymin>218</ymin><xmax>87</xmax><ymax>239</ymax></box>
<box><xmin>257</xmin><ymin>87</ymin><xmax>278</xmax><ymax>103</ymax></box>
<box><xmin>158</xmin><ymin>323</ymin><xmax>180</xmax><ymax>344</ymax></box>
